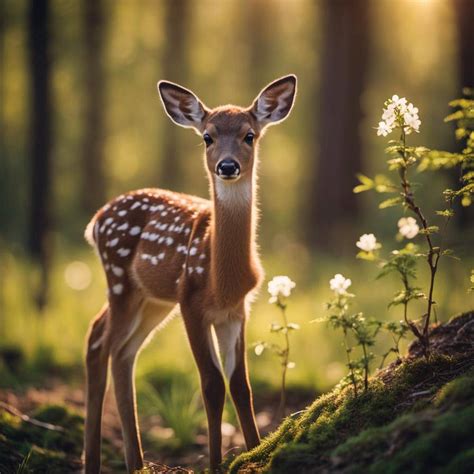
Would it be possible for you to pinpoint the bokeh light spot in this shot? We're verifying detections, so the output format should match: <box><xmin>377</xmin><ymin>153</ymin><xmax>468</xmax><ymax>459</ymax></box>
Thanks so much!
<box><xmin>64</xmin><ymin>261</ymin><xmax>92</xmax><ymax>291</ymax></box>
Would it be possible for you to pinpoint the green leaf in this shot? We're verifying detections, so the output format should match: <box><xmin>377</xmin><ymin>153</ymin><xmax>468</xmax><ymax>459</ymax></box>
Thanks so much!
<box><xmin>270</xmin><ymin>323</ymin><xmax>283</xmax><ymax>333</ymax></box>
<box><xmin>353</xmin><ymin>174</ymin><xmax>374</xmax><ymax>193</ymax></box>
<box><xmin>462</xmin><ymin>194</ymin><xmax>472</xmax><ymax>207</ymax></box>
<box><xmin>379</xmin><ymin>197</ymin><xmax>402</xmax><ymax>209</ymax></box>
<box><xmin>356</xmin><ymin>250</ymin><xmax>377</xmax><ymax>261</ymax></box>
<box><xmin>436</xmin><ymin>209</ymin><xmax>454</xmax><ymax>218</ymax></box>
<box><xmin>419</xmin><ymin>226</ymin><xmax>439</xmax><ymax>235</ymax></box>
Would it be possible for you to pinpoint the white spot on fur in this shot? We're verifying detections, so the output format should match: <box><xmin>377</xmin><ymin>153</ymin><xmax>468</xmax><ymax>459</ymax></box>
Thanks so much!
<box><xmin>131</xmin><ymin>202</ymin><xmax>141</xmax><ymax>210</ymax></box>
<box><xmin>166</xmin><ymin>237</ymin><xmax>174</xmax><ymax>246</ymax></box>
<box><xmin>117</xmin><ymin>248</ymin><xmax>130</xmax><ymax>257</ymax></box>
<box><xmin>117</xmin><ymin>222</ymin><xmax>129</xmax><ymax>231</ymax></box>
<box><xmin>108</xmin><ymin>237</ymin><xmax>119</xmax><ymax>247</ymax></box>
<box><xmin>112</xmin><ymin>265</ymin><xmax>124</xmax><ymax>277</ymax></box>
<box><xmin>189</xmin><ymin>247</ymin><xmax>197</xmax><ymax>256</ymax></box>
<box><xmin>112</xmin><ymin>283</ymin><xmax>124</xmax><ymax>295</ymax></box>
<box><xmin>195</xmin><ymin>266</ymin><xmax>204</xmax><ymax>274</ymax></box>
<box><xmin>130</xmin><ymin>226</ymin><xmax>141</xmax><ymax>236</ymax></box>
<box><xmin>118</xmin><ymin>210</ymin><xmax>127</xmax><ymax>216</ymax></box>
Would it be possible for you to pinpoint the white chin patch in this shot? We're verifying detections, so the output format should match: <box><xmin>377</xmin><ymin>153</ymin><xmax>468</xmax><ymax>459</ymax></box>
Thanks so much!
<box><xmin>215</xmin><ymin>177</ymin><xmax>251</xmax><ymax>204</ymax></box>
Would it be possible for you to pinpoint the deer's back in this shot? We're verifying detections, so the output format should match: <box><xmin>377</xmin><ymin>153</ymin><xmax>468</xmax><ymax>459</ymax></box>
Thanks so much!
<box><xmin>86</xmin><ymin>188</ymin><xmax>212</xmax><ymax>302</ymax></box>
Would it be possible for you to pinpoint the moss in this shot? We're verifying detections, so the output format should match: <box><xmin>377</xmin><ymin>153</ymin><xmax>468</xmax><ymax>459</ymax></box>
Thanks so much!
<box><xmin>442</xmin><ymin>448</ymin><xmax>474</xmax><ymax>474</ymax></box>
<box><xmin>434</xmin><ymin>369</ymin><xmax>474</xmax><ymax>409</ymax></box>
<box><xmin>0</xmin><ymin>404</ymin><xmax>85</xmax><ymax>473</ymax></box>
<box><xmin>229</xmin><ymin>339</ymin><xmax>474</xmax><ymax>473</ymax></box>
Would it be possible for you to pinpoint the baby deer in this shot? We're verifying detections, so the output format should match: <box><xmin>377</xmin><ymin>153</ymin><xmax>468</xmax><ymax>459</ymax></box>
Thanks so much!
<box><xmin>83</xmin><ymin>74</ymin><xmax>297</xmax><ymax>472</ymax></box>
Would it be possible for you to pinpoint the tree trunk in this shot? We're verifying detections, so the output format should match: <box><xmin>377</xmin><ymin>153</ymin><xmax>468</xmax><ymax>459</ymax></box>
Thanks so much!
<box><xmin>159</xmin><ymin>0</ymin><xmax>190</xmax><ymax>192</ymax></box>
<box><xmin>81</xmin><ymin>0</ymin><xmax>106</xmax><ymax>214</ymax></box>
<box><xmin>452</xmin><ymin>0</ymin><xmax>474</xmax><ymax>229</ymax></box>
<box><xmin>306</xmin><ymin>0</ymin><xmax>370</xmax><ymax>251</ymax></box>
<box><xmin>27</xmin><ymin>0</ymin><xmax>52</xmax><ymax>311</ymax></box>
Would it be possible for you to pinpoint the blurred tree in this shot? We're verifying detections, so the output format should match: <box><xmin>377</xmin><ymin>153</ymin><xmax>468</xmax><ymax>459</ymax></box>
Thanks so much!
<box><xmin>453</xmin><ymin>0</ymin><xmax>474</xmax><ymax>90</ymax></box>
<box><xmin>27</xmin><ymin>0</ymin><xmax>52</xmax><ymax>310</ymax></box>
<box><xmin>159</xmin><ymin>0</ymin><xmax>191</xmax><ymax>191</ymax></box>
<box><xmin>306</xmin><ymin>0</ymin><xmax>370</xmax><ymax>251</ymax></box>
<box><xmin>452</xmin><ymin>0</ymin><xmax>474</xmax><ymax>229</ymax></box>
<box><xmin>246</xmin><ymin>0</ymin><xmax>274</xmax><ymax>92</ymax></box>
<box><xmin>0</xmin><ymin>0</ymin><xmax>5</xmax><ymax>326</ymax></box>
<box><xmin>81</xmin><ymin>0</ymin><xmax>106</xmax><ymax>214</ymax></box>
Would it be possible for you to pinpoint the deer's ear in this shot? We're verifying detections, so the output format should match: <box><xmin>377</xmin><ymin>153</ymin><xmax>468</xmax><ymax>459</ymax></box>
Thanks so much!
<box><xmin>251</xmin><ymin>75</ymin><xmax>297</xmax><ymax>128</ymax></box>
<box><xmin>158</xmin><ymin>81</ymin><xmax>208</xmax><ymax>131</ymax></box>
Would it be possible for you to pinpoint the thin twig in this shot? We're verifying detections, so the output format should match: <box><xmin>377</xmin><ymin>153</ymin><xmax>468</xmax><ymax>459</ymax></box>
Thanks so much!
<box><xmin>0</xmin><ymin>401</ymin><xmax>65</xmax><ymax>432</ymax></box>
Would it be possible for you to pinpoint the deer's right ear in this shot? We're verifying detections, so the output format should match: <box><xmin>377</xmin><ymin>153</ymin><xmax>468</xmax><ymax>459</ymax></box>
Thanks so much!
<box><xmin>157</xmin><ymin>81</ymin><xmax>208</xmax><ymax>131</ymax></box>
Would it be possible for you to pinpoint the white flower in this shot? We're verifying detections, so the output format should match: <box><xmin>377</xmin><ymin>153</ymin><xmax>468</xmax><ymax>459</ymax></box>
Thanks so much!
<box><xmin>268</xmin><ymin>275</ymin><xmax>296</xmax><ymax>303</ymax></box>
<box><xmin>329</xmin><ymin>274</ymin><xmax>352</xmax><ymax>295</ymax></box>
<box><xmin>391</xmin><ymin>95</ymin><xmax>407</xmax><ymax>111</ymax></box>
<box><xmin>398</xmin><ymin>217</ymin><xmax>419</xmax><ymax>239</ymax></box>
<box><xmin>377</xmin><ymin>121</ymin><xmax>392</xmax><ymax>137</ymax></box>
<box><xmin>377</xmin><ymin>95</ymin><xmax>421</xmax><ymax>136</ymax></box>
<box><xmin>356</xmin><ymin>233</ymin><xmax>379</xmax><ymax>252</ymax></box>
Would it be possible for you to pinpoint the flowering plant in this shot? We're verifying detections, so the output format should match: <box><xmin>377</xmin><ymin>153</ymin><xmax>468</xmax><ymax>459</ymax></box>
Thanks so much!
<box><xmin>354</xmin><ymin>91</ymin><xmax>474</xmax><ymax>353</ymax></box>
<box><xmin>314</xmin><ymin>275</ymin><xmax>381</xmax><ymax>395</ymax></box>
<box><xmin>254</xmin><ymin>275</ymin><xmax>298</xmax><ymax>418</ymax></box>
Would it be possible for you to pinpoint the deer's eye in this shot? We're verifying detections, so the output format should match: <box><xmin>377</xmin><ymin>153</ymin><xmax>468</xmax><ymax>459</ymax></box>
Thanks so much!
<box><xmin>203</xmin><ymin>133</ymin><xmax>213</xmax><ymax>147</ymax></box>
<box><xmin>244</xmin><ymin>132</ymin><xmax>255</xmax><ymax>146</ymax></box>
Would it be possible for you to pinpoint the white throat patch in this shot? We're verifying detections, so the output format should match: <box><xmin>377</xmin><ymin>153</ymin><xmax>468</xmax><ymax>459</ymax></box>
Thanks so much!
<box><xmin>214</xmin><ymin>178</ymin><xmax>252</xmax><ymax>206</ymax></box>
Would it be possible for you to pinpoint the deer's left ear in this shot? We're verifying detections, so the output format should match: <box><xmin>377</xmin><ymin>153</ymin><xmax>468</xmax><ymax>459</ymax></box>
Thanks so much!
<box><xmin>251</xmin><ymin>74</ymin><xmax>297</xmax><ymax>128</ymax></box>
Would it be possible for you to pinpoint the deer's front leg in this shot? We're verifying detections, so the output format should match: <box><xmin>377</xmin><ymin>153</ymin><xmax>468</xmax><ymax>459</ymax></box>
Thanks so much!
<box><xmin>216</xmin><ymin>318</ymin><xmax>260</xmax><ymax>451</ymax></box>
<box><xmin>181</xmin><ymin>305</ymin><xmax>225</xmax><ymax>471</ymax></box>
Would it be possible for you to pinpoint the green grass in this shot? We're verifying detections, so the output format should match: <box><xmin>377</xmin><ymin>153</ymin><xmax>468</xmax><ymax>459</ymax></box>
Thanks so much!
<box><xmin>1</xmin><ymin>245</ymin><xmax>472</xmax><ymax>394</ymax></box>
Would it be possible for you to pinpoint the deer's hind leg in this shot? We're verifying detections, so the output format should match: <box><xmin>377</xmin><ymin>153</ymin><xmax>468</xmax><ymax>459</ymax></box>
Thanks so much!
<box><xmin>109</xmin><ymin>292</ymin><xmax>175</xmax><ymax>473</ymax></box>
<box><xmin>84</xmin><ymin>303</ymin><xmax>111</xmax><ymax>474</ymax></box>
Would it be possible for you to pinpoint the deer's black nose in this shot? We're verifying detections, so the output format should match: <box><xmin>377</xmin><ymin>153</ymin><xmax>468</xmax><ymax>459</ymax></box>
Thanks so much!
<box><xmin>216</xmin><ymin>159</ymin><xmax>240</xmax><ymax>179</ymax></box>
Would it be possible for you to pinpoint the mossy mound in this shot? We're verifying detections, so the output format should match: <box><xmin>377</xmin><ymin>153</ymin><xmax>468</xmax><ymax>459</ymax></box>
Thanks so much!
<box><xmin>229</xmin><ymin>311</ymin><xmax>474</xmax><ymax>473</ymax></box>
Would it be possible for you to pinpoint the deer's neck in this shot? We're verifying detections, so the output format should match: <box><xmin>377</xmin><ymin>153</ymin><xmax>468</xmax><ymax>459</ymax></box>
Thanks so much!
<box><xmin>210</xmin><ymin>176</ymin><xmax>262</xmax><ymax>307</ymax></box>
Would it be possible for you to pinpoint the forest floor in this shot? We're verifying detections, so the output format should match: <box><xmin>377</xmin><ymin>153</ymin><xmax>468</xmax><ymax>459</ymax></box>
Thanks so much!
<box><xmin>1</xmin><ymin>311</ymin><xmax>473</xmax><ymax>473</ymax></box>
<box><xmin>0</xmin><ymin>366</ymin><xmax>314</xmax><ymax>473</ymax></box>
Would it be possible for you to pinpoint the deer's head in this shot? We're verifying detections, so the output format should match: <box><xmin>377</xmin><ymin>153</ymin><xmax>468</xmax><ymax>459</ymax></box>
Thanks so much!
<box><xmin>158</xmin><ymin>75</ymin><xmax>297</xmax><ymax>188</ymax></box>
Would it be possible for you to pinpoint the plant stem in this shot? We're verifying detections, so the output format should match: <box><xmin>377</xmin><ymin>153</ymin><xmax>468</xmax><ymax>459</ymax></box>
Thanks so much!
<box><xmin>399</xmin><ymin>127</ymin><xmax>439</xmax><ymax>354</ymax></box>
<box><xmin>361</xmin><ymin>341</ymin><xmax>369</xmax><ymax>391</ymax></box>
<box><xmin>343</xmin><ymin>327</ymin><xmax>358</xmax><ymax>397</ymax></box>
<box><xmin>277</xmin><ymin>301</ymin><xmax>290</xmax><ymax>418</ymax></box>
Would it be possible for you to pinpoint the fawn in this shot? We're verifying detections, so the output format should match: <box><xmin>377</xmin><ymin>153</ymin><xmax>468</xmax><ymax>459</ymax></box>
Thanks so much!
<box><xmin>83</xmin><ymin>74</ymin><xmax>297</xmax><ymax>472</ymax></box>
